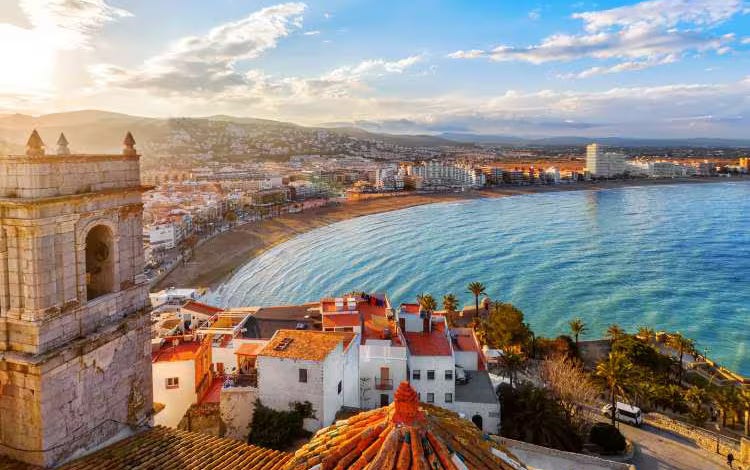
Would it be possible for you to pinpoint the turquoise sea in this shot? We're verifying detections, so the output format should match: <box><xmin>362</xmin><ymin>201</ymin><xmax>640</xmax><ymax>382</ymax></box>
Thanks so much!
<box><xmin>215</xmin><ymin>181</ymin><xmax>750</xmax><ymax>375</ymax></box>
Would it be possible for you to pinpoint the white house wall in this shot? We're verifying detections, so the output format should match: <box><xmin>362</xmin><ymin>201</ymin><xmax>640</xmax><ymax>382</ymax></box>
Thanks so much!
<box><xmin>408</xmin><ymin>355</ymin><xmax>455</xmax><ymax>408</ymax></box>
<box><xmin>152</xmin><ymin>360</ymin><xmax>197</xmax><ymax>428</ymax></box>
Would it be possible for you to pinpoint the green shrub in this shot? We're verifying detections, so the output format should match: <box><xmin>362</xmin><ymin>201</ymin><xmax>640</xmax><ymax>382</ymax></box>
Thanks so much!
<box><xmin>248</xmin><ymin>400</ymin><xmax>314</xmax><ymax>450</ymax></box>
<box><xmin>589</xmin><ymin>422</ymin><xmax>626</xmax><ymax>454</ymax></box>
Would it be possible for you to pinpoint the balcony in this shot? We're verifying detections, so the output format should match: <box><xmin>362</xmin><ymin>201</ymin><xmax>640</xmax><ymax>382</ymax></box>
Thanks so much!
<box><xmin>374</xmin><ymin>376</ymin><xmax>393</xmax><ymax>390</ymax></box>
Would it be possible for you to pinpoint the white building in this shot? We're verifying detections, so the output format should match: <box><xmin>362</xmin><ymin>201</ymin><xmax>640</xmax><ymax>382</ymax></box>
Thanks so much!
<box><xmin>586</xmin><ymin>143</ymin><xmax>627</xmax><ymax>178</ymax></box>
<box><xmin>406</xmin><ymin>160</ymin><xmax>486</xmax><ymax>189</ymax></box>
<box><xmin>149</xmin><ymin>287</ymin><xmax>202</xmax><ymax>308</ymax></box>
<box><xmin>375</xmin><ymin>164</ymin><xmax>405</xmax><ymax>191</ymax></box>
<box><xmin>320</xmin><ymin>293</ymin><xmax>408</xmax><ymax>408</ymax></box>
<box><xmin>256</xmin><ymin>329</ymin><xmax>359</xmax><ymax>431</ymax></box>
<box><xmin>151</xmin><ymin>335</ymin><xmax>213</xmax><ymax>427</ymax></box>
<box><xmin>149</xmin><ymin>222</ymin><xmax>179</xmax><ymax>249</ymax></box>
<box><xmin>400</xmin><ymin>305</ymin><xmax>501</xmax><ymax>434</ymax></box>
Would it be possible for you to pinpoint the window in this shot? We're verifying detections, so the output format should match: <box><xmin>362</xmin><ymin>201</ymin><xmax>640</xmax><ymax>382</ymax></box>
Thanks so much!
<box><xmin>445</xmin><ymin>369</ymin><xmax>453</xmax><ymax>380</ymax></box>
<box><xmin>445</xmin><ymin>393</ymin><xmax>453</xmax><ymax>403</ymax></box>
<box><xmin>412</xmin><ymin>369</ymin><xmax>421</xmax><ymax>380</ymax></box>
<box><xmin>426</xmin><ymin>393</ymin><xmax>434</xmax><ymax>403</ymax></box>
<box><xmin>337</xmin><ymin>380</ymin><xmax>342</xmax><ymax>394</ymax></box>
<box><xmin>299</xmin><ymin>368</ymin><xmax>307</xmax><ymax>383</ymax></box>
<box><xmin>165</xmin><ymin>377</ymin><xmax>179</xmax><ymax>389</ymax></box>
<box><xmin>427</xmin><ymin>370</ymin><xmax>435</xmax><ymax>380</ymax></box>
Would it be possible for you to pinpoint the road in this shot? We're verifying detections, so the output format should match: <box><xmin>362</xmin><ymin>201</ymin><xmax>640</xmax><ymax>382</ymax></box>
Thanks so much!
<box><xmin>616</xmin><ymin>422</ymin><xmax>730</xmax><ymax>470</ymax></box>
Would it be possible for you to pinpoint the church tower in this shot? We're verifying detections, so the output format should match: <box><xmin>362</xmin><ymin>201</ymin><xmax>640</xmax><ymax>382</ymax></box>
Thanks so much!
<box><xmin>0</xmin><ymin>131</ymin><xmax>152</xmax><ymax>467</ymax></box>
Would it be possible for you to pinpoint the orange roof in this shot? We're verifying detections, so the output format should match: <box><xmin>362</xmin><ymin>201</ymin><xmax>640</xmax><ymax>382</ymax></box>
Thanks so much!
<box><xmin>258</xmin><ymin>330</ymin><xmax>356</xmax><ymax>361</ymax></box>
<box><xmin>322</xmin><ymin>313</ymin><xmax>361</xmax><ymax>328</ymax></box>
<box><xmin>152</xmin><ymin>340</ymin><xmax>204</xmax><ymax>362</ymax></box>
<box><xmin>56</xmin><ymin>426</ymin><xmax>290</xmax><ymax>470</ymax></box>
<box><xmin>405</xmin><ymin>330</ymin><xmax>452</xmax><ymax>356</ymax></box>
<box><xmin>235</xmin><ymin>342</ymin><xmax>265</xmax><ymax>356</ymax></box>
<box><xmin>284</xmin><ymin>382</ymin><xmax>521</xmax><ymax>470</ymax></box>
<box><xmin>182</xmin><ymin>300</ymin><xmax>222</xmax><ymax>316</ymax></box>
<box><xmin>401</xmin><ymin>303</ymin><xmax>420</xmax><ymax>314</ymax></box>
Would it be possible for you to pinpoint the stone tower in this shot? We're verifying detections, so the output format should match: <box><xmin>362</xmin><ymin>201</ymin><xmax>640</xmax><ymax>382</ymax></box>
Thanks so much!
<box><xmin>0</xmin><ymin>131</ymin><xmax>152</xmax><ymax>467</ymax></box>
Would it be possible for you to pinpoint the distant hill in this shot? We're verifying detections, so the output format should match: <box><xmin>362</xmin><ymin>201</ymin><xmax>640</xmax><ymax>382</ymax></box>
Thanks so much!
<box><xmin>440</xmin><ymin>133</ymin><xmax>750</xmax><ymax>148</ymax></box>
<box><xmin>0</xmin><ymin>110</ymin><xmax>457</xmax><ymax>155</ymax></box>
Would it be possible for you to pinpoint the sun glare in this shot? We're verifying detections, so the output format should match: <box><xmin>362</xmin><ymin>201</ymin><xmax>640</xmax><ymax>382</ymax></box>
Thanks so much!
<box><xmin>0</xmin><ymin>24</ymin><xmax>55</xmax><ymax>94</ymax></box>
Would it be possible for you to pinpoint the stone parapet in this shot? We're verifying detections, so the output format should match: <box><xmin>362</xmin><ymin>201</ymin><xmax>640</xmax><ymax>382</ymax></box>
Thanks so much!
<box><xmin>646</xmin><ymin>412</ymin><xmax>741</xmax><ymax>458</ymax></box>
<box><xmin>0</xmin><ymin>154</ymin><xmax>140</xmax><ymax>199</ymax></box>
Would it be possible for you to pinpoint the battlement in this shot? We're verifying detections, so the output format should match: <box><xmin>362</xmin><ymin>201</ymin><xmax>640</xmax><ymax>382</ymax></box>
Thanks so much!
<box><xmin>0</xmin><ymin>131</ymin><xmax>141</xmax><ymax>199</ymax></box>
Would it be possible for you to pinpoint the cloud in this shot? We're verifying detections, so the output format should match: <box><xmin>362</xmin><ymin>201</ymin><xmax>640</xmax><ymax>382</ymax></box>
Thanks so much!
<box><xmin>528</xmin><ymin>8</ymin><xmax>541</xmax><ymax>21</ymax></box>
<box><xmin>303</xmin><ymin>30</ymin><xmax>320</xmax><ymax>35</ymax></box>
<box><xmin>742</xmin><ymin>37</ymin><xmax>750</xmax><ymax>44</ymax></box>
<box><xmin>449</xmin><ymin>0</ymin><xmax>744</xmax><ymax>77</ymax></box>
<box><xmin>18</xmin><ymin>0</ymin><xmax>131</xmax><ymax>49</ymax></box>
<box><xmin>91</xmin><ymin>2</ymin><xmax>306</xmax><ymax>94</ymax></box>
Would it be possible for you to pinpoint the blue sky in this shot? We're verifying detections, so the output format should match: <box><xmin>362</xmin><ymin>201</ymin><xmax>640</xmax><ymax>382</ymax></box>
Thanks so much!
<box><xmin>1</xmin><ymin>0</ymin><xmax>750</xmax><ymax>137</ymax></box>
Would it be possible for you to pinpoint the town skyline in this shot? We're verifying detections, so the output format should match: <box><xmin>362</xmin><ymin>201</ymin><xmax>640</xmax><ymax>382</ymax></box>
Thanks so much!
<box><xmin>2</xmin><ymin>0</ymin><xmax>750</xmax><ymax>138</ymax></box>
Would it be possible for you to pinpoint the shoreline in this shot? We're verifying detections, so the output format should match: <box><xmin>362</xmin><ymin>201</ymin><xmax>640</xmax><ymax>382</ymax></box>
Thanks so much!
<box><xmin>153</xmin><ymin>177</ymin><xmax>743</xmax><ymax>292</ymax></box>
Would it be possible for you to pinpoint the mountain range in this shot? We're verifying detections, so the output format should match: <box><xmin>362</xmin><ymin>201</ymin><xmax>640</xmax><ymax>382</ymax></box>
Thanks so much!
<box><xmin>1</xmin><ymin>111</ymin><xmax>748</xmax><ymax>155</ymax></box>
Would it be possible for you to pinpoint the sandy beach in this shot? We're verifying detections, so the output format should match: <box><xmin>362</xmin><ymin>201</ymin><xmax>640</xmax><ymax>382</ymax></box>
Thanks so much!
<box><xmin>154</xmin><ymin>177</ymin><xmax>738</xmax><ymax>291</ymax></box>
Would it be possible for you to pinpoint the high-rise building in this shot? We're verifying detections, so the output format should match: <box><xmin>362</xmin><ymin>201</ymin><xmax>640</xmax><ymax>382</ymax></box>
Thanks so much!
<box><xmin>0</xmin><ymin>131</ymin><xmax>152</xmax><ymax>467</ymax></box>
<box><xmin>586</xmin><ymin>143</ymin><xmax>626</xmax><ymax>178</ymax></box>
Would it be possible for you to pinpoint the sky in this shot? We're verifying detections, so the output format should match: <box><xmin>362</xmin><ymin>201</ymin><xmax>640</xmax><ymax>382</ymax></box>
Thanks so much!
<box><xmin>1</xmin><ymin>0</ymin><xmax>750</xmax><ymax>137</ymax></box>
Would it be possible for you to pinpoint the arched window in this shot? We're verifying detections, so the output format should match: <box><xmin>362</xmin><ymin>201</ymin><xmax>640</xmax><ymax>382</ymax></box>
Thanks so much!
<box><xmin>85</xmin><ymin>225</ymin><xmax>115</xmax><ymax>300</ymax></box>
<box><xmin>471</xmin><ymin>414</ymin><xmax>483</xmax><ymax>431</ymax></box>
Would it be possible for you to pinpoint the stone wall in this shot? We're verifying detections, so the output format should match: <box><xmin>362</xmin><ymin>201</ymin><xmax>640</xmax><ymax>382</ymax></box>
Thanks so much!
<box><xmin>646</xmin><ymin>412</ymin><xmax>741</xmax><ymax>459</ymax></box>
<box><xmin>0</xmin><ymin>155</ymin><xmax>140</xmax><ymax>198</ymax></box>
<box><xmin>220</xmin><ymin>387</ymin><xmax>257</xmax><ymax>441</ymax></box>
<box><xmin>178</xmin><ymin>402</ymin><xmax>223</xmax><ymax>436</ymax></box>
<box><xmin>0</xmin><ymin>310</ymin><xmax>152</xmax><ymax>467</ymax></box>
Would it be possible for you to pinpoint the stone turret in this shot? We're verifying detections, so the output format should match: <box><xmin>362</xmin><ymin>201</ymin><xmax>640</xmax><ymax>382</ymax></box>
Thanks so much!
<box><xmin>56</xmin><ymin>132</ymin><xmax>70</xmax><ymax>155</ymax></box>
<box><xmin>123</xmin><ymin>131</ymin><xmax>137</xmax><ymax>156</ymax></box>
<box><xmin>25</xmin><ymin>129</ymin><xmax>45</xmax><ymax>157</ymax></box>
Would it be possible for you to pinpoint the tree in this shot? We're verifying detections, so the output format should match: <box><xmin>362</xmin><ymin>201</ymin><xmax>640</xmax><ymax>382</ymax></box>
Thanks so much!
<box><xmin>596</xmin><ymin>352</ymin><xmax>634</xmax><ymax>427</ymax></box>
<box><xmin>711</xmin><ymin>386</ymin><xmax>738</xmax><ymax>428</ymax></box>
<box><xmin>667</xmin><ymin>333</ymin><xmax>695</xmax><ymax>384</ymax></box>
<box><xmin>417</xmin><ymin>293</ymin><xmax>437</xmax><ymax>314</ymax></box>
<box><xmin>739</xmin><ymin>388</ymin><xmax>750</xmax><ymax>436</ymax></box>
<box><xmin>539</xmin><ymin>356</ymin><xmax>598</xmax><ymax>432</ymax></box>
<box><xmin>442</xmin><ymin>293</ymin><xmax>459</xmax><ymax>327</ymax></box>
<box><xmin>466</xmin><ymin>282</ymin><xmax>487</xmax><ymax>318</ymax></box>
<box><xmin>498</xmin><ymin>383</ymin><xmax>583</xmax><ymax>452</ymax></box>
<box><xmin>605</xmin><ymin>324</ymin><xmax>625</xmax><ymax>343</ymax></box>
<box><xmin>684</xmin><ymin>386</ymin><xmax>709</xmax><ymax>426</ymax></box>
<box><xmin>568</xmin><ymin>318</ymin><xmax>587</xmax><ymax>347</ymax></box>
<box><xmin>637</xmin><ymin>326</ymin><xmax>655</xmax><ymax>342</ymax></box>
<box><xmin>477</xmin><ymin>302</ymin><xmax>532</xmax><ymax>351</ymax></box>
<box><xmin>501</xmin><ymin>353</ymin><xmax>525</xmax><ymax>388</ymax></box>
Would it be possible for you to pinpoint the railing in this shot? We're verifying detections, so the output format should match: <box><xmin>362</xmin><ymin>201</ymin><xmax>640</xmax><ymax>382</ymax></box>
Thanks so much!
<box><xmin>374</xmin><ymin>377</ymin><xmax>393</xmax><ymax>390</ymax></box>
<box><xmin>221</xmin><ymin>371</ymin><xmax>257</xmax><ymax>388</ymax></box>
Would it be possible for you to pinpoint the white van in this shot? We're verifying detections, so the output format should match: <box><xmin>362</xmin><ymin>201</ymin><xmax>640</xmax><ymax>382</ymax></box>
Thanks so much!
<box><xmin>601</xmin><ymin>402</ymin><xmax>644</xmax><ymax>426</ymax></box>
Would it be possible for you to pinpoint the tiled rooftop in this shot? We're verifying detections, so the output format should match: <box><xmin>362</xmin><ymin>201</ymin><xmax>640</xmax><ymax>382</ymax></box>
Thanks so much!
<box><xmin>235</xmin><ymin>342</ymin><xmax>266</xmax><ymax>357</ymax></box>
<box><xmin>57</xmin><ymin>426</ymin><xmax>291</xmax><ymax>470</ymax></box>
<box><xmin>152</xmin><ymin>339</ymin><xmax>205</xmax><ymax>362</ymax></box>
<box><xmin>322</xmin><ymin>313</ymin><xmax>361</xmax><ymax>329</ymax></box>
<box><xmin>258</xmin><ymin>330</ymin><xmax>355</xmax><ymax>361</ymax></box>
<box><xmin>181</xmin><ymin>300</ymin><xmax>223</xmax><ymax>316</ymax></box>
<box><xmin>284</xmin><ymin>382</ymin><xmax>521</xmax><ymax>470</ymax></box>
<box><xmin>404</xmin><ymin>329</ymin><xmax>452</xmax><ymax>356</ymax></box>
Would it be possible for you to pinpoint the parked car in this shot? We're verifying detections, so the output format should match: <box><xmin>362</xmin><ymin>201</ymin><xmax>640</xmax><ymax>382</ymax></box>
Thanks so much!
<box><xmin>455</xmin><ymin>365</ymin><xmax>470</xmax><ymax>385</ymax></box>
<box><xmin>601</xmin><ymin>402</ymin><xmax>643</xmax><ymax>427</ymax></box>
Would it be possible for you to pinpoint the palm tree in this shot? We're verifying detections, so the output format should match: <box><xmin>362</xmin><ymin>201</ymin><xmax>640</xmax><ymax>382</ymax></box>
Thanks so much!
<box><xmin>605</xmin><ymin>324</ymin><xmax>625</xmax><ymax>343</ymax></box>
<box><xmin>466</xmin><ymin>282</ymin><xmax>487</xmax><ymax>318</ymax></box>
<box><xmin>711</xmin><ymin>386</ymin><xmax>738</xmax><ymax>428</ymax></box>
<box><xmin>442</xmin><ymin>293</ymin><xmax>458</xmax><ymax>326</ymax></box>
<box><xmin>739</xmin><ymin>388</ymin><xmax>750</xmax><ymax>436</ymax></box>
<box><xmin>568</xmin><ymin>318</ymin><xmax>587</xmax><ymax>347</ymax></box>
<box><xmin>596</xmin><ymin>352</ymin><xmax>633</xmax><ymax>426</ymax></box>
<box><xmin>637</xmin><ymin>326</ymin><xmax>655</xmax><ymax>342</ymax></box>
<box><xmin>667</xmin><ymin>333</ymin><xmax>695</xmax><ymax>384</ymax></box>
<box><xmin>418</xmin><ymin>293</ymin><xmax>437</xmax><ymax>314</ymax></box>
<box><xmin>501</xmin><ymin>353</ymin><xmax>525</xmax><ymax>388</ymax></box>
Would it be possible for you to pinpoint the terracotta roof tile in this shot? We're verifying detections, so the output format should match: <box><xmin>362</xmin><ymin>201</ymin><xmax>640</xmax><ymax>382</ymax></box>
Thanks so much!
<box><xmin>404</xmin><ymin>330</ymin><xmax>452</xmax><ymax>356</ymax></box>
<box><xmin>56</xmin><ymin>426</ymin><xmax>290</xmax><ymax>470</ymax></box>
<box><xmin>181</xmin><ymin>300</ymin><xmax>223</xmax><ymax>316</ymax></box>
<box><xmin>283</xmin><ymin>382</ymin><xmax>523</xmax><ymax>470</ymax></box>
<box><xmin>322</xmin><ymin>313</ymin><xmax>360</xmax><ymax>329</ymax></box>
<box><xmin>258</xmin><ymin>330</ymin><xmax>355</xmax><ymax>361</ymax></box>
